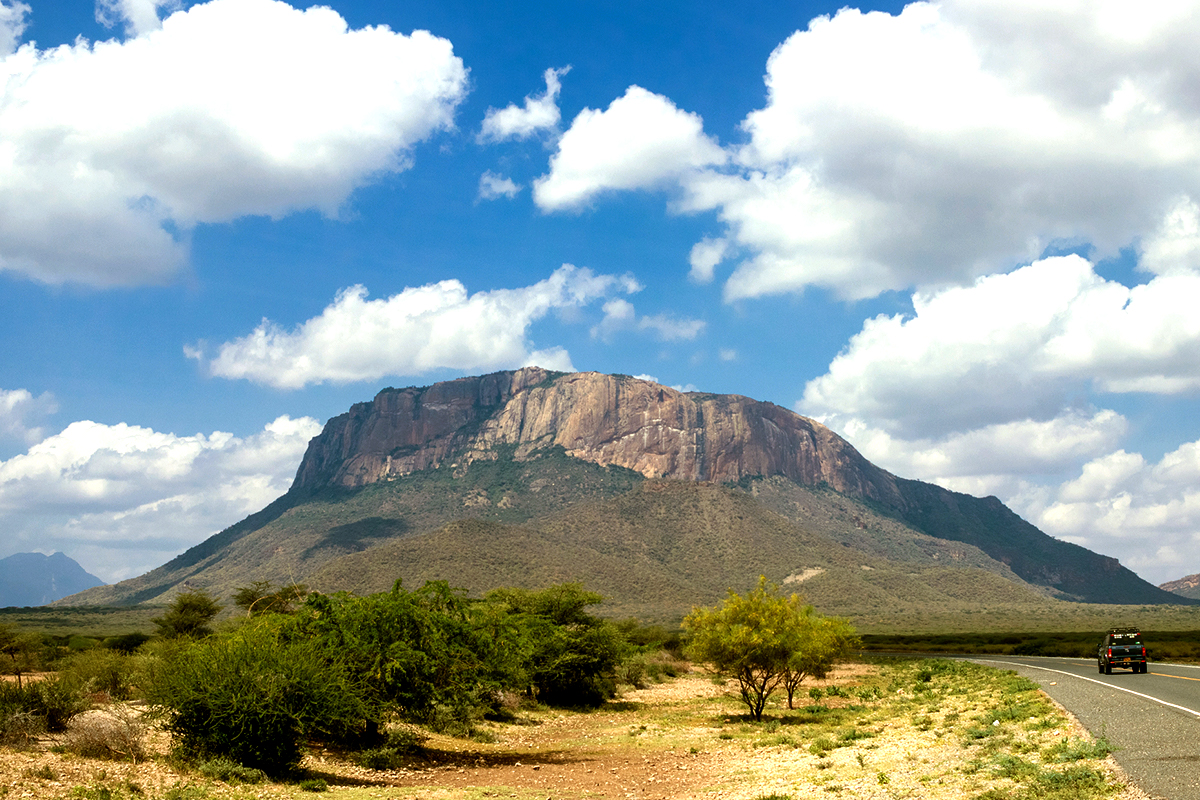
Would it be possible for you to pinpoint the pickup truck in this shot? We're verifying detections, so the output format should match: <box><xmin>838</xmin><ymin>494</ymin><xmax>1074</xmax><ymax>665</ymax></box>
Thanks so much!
<box><xmin>1097</xmin><ymin>627</ymin><xmax>1148</xmax><ymax>674</ymax></box>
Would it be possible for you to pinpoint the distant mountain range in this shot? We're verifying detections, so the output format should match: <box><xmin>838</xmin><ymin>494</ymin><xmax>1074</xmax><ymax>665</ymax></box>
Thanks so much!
<box><xmin>58</xmin><ymin>369</ymin><xmax>1197</xmax><ymax>617</ymax></box>
<box><xmin>1160</xmin><ymin>573</ymin><xmax>1200</xmax><ymax>600</ymax></box>
<box><xmin>0</xmin><ymin>552</ymin><xmax>105</xmax><ymax>607</ymax></box>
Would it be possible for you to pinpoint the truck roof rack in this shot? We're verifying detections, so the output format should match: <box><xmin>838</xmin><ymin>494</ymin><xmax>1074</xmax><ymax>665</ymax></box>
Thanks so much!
<box><xmin>1107</xmin><ymin>626</ymin><xmax>1140</xmax><ymax>634</ymax></box>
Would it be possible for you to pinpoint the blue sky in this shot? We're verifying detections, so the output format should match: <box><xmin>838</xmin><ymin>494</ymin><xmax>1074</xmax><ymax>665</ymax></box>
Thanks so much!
<box><xmin>2</xmin><ymin>0</ymin><xmax>1200</xmax><ymax>588</ymax></box>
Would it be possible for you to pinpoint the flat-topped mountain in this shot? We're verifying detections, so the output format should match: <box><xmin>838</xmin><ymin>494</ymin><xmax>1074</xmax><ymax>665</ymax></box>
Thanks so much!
<box><xmin>294</xmin><ymin>368</ymin><xmax>901</xmax><ymax>503</ymax></box>
<box><xmin>59</xmin><ymin>369</ymin><xmax>1193</xmax><ymax>612</ymax></box>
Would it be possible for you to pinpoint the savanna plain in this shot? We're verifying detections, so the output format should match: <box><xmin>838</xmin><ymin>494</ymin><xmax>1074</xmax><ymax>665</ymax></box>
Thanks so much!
<box><xmin>2</xmin><ymin>656</ymin><xmax>1145</xmax><ymax>800</ymax></box>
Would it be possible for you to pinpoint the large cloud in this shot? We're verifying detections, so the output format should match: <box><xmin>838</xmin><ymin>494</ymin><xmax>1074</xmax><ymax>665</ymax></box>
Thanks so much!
<box><xmin>194</xmin><ymin>264</ymin><xmax>642</xmax><ymax>389</ymax></box>
<box><xmin>533</xmin><ymin>86</ymin><xmax>726</xmax><ymax>211</ymax></box>
<box><xmin>0</xmin><ymin>414</ymin><xmax>320</xmax><ymax>582</ymax></box>
<box><xmin>803</xmin><ymin>255</ymin><xmax>1200</xmax><ymax>440</ymax></box>
<box><xmin>798</xmin><ymin>251</ymin><xmax>1200</xmax><ymax>583</ymax></box>
<box><xmin>538</xmin><ymin>1</ymin><xmax>1200</xmax><ymax>300</ymax></box>
<box><xmin>1015</xmin><ymin>441</ymin><xmax>1200</xmax><ymax>585</ymax></box>
<box><xmin>0</xmin><ymin>0</ymin><xmax>467</xmax><ymax>286</ymax></box>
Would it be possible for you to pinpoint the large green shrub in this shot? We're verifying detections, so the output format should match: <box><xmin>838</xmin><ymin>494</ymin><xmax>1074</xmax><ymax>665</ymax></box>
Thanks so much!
<box><xmin>485</xmin><ymin>583</ymin><xmax>625</xmax><ymax>707</ymax></box>
<box><xmin>143</xmin><ymin>618</ymin><xmax>371</xmax><ymax>777</ymax></box>
<box><xmin>293</xmin><ymin>580</ymin><xmax>530</xmax><ymax>727</ymax></box>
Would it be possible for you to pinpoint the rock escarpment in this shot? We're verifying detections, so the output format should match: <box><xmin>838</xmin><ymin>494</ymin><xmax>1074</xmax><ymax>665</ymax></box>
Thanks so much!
<box><xmin>1160</xmin><ymin>573</ymin><xmax>1200</xmax><ymax>599</ymax></box>
<box><xmin>292</xmin><ymin>368</ymin><xmax>904</xmax><ymax>507</ymax></box>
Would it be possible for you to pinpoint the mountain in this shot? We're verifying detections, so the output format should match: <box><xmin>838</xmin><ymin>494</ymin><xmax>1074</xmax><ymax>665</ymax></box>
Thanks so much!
<box><xmin>0</xmin><ymin>552</ymin><xmax>105</xmax><ymax>607</ymax></box>
<box><xmin>58</xmin><ymin>368</ymin><xmax>1194</xmax><ymax>611</ymax></box>
<box><xmin>1160</xmin><ymin>573</ymin><xmax>1200</xmax><ymax>600</ymax></box>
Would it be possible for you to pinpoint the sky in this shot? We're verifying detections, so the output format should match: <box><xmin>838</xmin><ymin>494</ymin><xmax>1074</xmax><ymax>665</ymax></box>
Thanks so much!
<box><xmin>2</xmin><ymin>0</ymin><xmax>1200</xmax><ymax>589</ymax></box>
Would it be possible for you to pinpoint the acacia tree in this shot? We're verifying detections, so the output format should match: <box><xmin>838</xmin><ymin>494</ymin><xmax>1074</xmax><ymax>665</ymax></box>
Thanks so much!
<box><xmin>0</xmin><ymin>624</ymin><xmax>41</xmax><ymax>689</ymax></box>
<box><xmin>153</xmin><ymin>588</ymin><xmax>221</xmax><ymax>639</ymax></box>
<box><xmin>685</xmin><ymin>577</ymin><xmax>856</xmax><ymax>720</ymax></box>
<box><xmin>233</xmin><ymin>581</ymin><xmax>308</xmax><ymax>616</ymax></box>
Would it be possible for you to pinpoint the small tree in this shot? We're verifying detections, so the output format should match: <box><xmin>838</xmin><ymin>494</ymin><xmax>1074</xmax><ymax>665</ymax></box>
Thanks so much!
<box><xmin>684</xmin><ymin>577</ymin><xmax>807</xmax><ymax>720</ymax></box>
<box><xmin>685</xmin><ymin>577</ymin><xmax>856</xmax><ymax>720</ymax></box>
<box><xmin>153</xmin><ymin>588</ymin><xmax>221</xmax><ymax>639</ymax></box>
<box><xmin>782</xmin><ymin>615</ymin><xmax>858</xmax><ymax>708</ymax></box>
<box><xmin>484</xmin><ymin>583</ymin><xmax>625</xmax><ymax>707</ymax></box>
<box><xmin>233</xmin><ymin>581</ymin><xmax>307</xmax><ymax>616</ymax></box>
<box><xmin>0</xmin><ymin>624</ymin><xmax>41</xmax><ymax>689</ymax></box>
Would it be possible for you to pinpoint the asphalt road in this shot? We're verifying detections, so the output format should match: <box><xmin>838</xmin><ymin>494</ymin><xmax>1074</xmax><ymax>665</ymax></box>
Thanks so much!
<box><xmin>968</xmin><ymin>655</ymin><xmax>1200</xmax><ymax>800</ymax></box>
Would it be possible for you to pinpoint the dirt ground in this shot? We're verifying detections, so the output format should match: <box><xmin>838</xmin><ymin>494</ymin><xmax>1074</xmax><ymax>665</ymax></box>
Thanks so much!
<box><xmin>1</xmin><ymin>663</ymin><xmax>1148</xmax><ymax>800</ymax></box>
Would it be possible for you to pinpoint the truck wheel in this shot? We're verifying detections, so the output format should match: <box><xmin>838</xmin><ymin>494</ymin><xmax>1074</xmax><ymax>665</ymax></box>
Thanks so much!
<box><xmin>1098</xmin><ymin>661</ymin><xmax>1104</xmax><ymax>674</ymax></box>
<box><xmin>1104</xmin><ymin>663</ymin><xmax>1112</xmax><ymax>675</ymax></box>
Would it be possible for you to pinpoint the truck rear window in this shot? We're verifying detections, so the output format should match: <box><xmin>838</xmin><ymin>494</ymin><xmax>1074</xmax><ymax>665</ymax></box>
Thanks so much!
<box><xmin>1109</xmin><ymin>635</ymin><xmax>1142</xmax><ymax>646</ymax></box>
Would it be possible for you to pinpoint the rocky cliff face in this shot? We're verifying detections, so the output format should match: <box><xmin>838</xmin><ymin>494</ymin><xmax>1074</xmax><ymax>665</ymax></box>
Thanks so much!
<box><xmin>292</xmin><ymin>368</ymin><xmax>905</xmax><ymax>507</ymax></box>
<box><xmin>1160</xmin><ymin>573</ymin><xmax>1200</xmax><ymax>599</ymax></box>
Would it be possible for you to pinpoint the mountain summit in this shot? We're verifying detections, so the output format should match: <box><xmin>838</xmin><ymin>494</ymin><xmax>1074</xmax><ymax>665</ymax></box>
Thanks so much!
<box><xmin>294</xmin><ymin>368</ymin><xmax>900</xmax><ymax>502</ymax></box>
<box><xmin>60</xmin><ymin>369</ymin><xmax>1191</xmax><ymax>611</ymax></box>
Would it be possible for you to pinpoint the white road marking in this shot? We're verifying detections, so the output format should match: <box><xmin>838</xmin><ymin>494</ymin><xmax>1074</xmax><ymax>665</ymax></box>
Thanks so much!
<box><xmin>971</xmin><ymin>658</ymin><xmax>1200</xmax><ymax>720</ymax></box>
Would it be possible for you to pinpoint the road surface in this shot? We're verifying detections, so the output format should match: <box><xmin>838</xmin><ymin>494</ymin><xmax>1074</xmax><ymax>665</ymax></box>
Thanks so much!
<box><xmin>969</xmin><ymin>655</ymin><xmax>1200</xmax><ymax>800</ymax></box>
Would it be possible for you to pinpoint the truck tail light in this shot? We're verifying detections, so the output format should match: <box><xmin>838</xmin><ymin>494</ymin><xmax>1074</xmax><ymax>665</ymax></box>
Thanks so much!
<box><xmin>1107</xmin><ymin>648</ymin><xmax>1112</xmax><ymax>658</ymax></box>
<box><xmin>1142</xmin><ymin>646</ymin><xmax>1146</xmax><ymax>656</ymax></box>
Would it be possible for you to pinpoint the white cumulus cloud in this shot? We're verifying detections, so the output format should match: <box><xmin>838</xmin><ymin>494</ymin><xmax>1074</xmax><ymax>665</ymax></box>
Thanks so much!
<box><xmin>0</xmin><ymin>0</ymin><xmax>467</xmax><ymax>286</ymax></box>
<box><xmin>803</xmin><ymin>255</ymin><xmax>1200</xmax><ymax>440</ymax></box>
<box><xmin>0</xmin><ymin>413</ymin><xmax>320</xmax><ymax>582</ymax></box>
<box><xmin>478</xmin><ymin>171</ymin><xmax>522</xmax><ymax>201</ymax></box>
<box><xmin>196</xmin><ymin>264</ymin><xmax>642</xmax><ymax>389</ymax></box>
<box><xmin>0</xmin><ymin>0</ymin><xmax>29</xmax><ymax>56</ymax></box>
<box><xmin>539</xmin><ymin>1</ymin><xmax>1200</xmax><ymax>300</ymax></box>
<box><xmin>533</xmin><ymin>85</ymin><xmax>726</xmax><ymax>211</ymax></box>
<box><xmin>1016</xmin><ymin>440</ymin><xmax>1200</xmax><ymax>584</ymax></box>
<box><xmin>590</xmin><ymin>298</ymin><xmax>705</xmax><ymax>342</ymax></box>
<box><xmin>95</xmin><ymin>0</ymin><xmax>179</xmax><ymax>36</ymax></box>
<box><xmin>798</xmin><ymin>250</ymin><xmax>1200</xmax><ymax>584</ymax></box>
<box><xmin>479</xmin><ymin>65</ymin><xmax>570</xmax><ymax>143</ymax></box>
<box><xmin>0</xmin><ymin>388</ymin><xmax>58</xmax><ymax>446</ymax></box>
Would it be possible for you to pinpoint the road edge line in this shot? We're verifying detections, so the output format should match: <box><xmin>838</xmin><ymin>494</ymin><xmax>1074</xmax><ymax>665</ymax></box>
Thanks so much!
<box><xmin>970</xmin><ymin>658</ymin><xmax>1200</xmax><ymax>719</ymax></box>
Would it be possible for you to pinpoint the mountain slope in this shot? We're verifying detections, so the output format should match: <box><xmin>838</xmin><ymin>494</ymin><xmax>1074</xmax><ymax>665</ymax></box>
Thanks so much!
<box><xmin>1161</xmin><ymin>573</ymin><xmax>1200</xmax><ymax>600</ymax></box>
<box><xmin>309</xmin><ymin>480</ymin><xmax>1055</xmax><ymax>622</ymax></box>
<box><xmin>0</xmin><ymin>552</ymin><xmax>104</xmax><ymax>607</ymax></box>
<box><xmin>59</xmin><ymin>368</ymin><xmax>1194</xmax><ymax>608</ymax></box>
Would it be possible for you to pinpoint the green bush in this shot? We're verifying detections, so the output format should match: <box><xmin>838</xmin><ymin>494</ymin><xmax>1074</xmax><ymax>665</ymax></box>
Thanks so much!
<box><xmin>0</xmin><ymin>676</ymin><xmax>89</xmax><ymax>734</ymax></box>
<box><xmin>144</xmin><ymin>620</ymin><xmax>373</xmax><ymax>777</ymax></box>
<box><xmin>60</xmin><ymin>649</ymin><xmax>138</xmax><ymax>701</ymax></box>
<box><xmin>152</xmin><ymin>589</ymin><xmax>221</xmax><ymax>639</ymax></box>
<box><xmin>194</xmin><ymin>757</ymin><xmax>267</xmax><ymax>784</ymax></box>
<box><xmin>485</xmin><ymin>584</ymin><xmax>625</xmax><ymax>707</ymax></box>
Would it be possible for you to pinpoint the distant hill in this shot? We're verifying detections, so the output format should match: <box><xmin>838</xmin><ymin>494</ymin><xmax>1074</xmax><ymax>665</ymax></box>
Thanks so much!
<box><xmin>1160</xmin><ymin>573</ymin><xmax>1200</xmax><ymax>600</ymax></box>
<box><xmin>58</xmin><ymin>369</ymin><xmax>1196</xmax><ymax>612</ymax></box>
<box><xmin>0</xmin><ymin>552</ymin><xmax>104</xmax><ymax>607</ymax></box>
